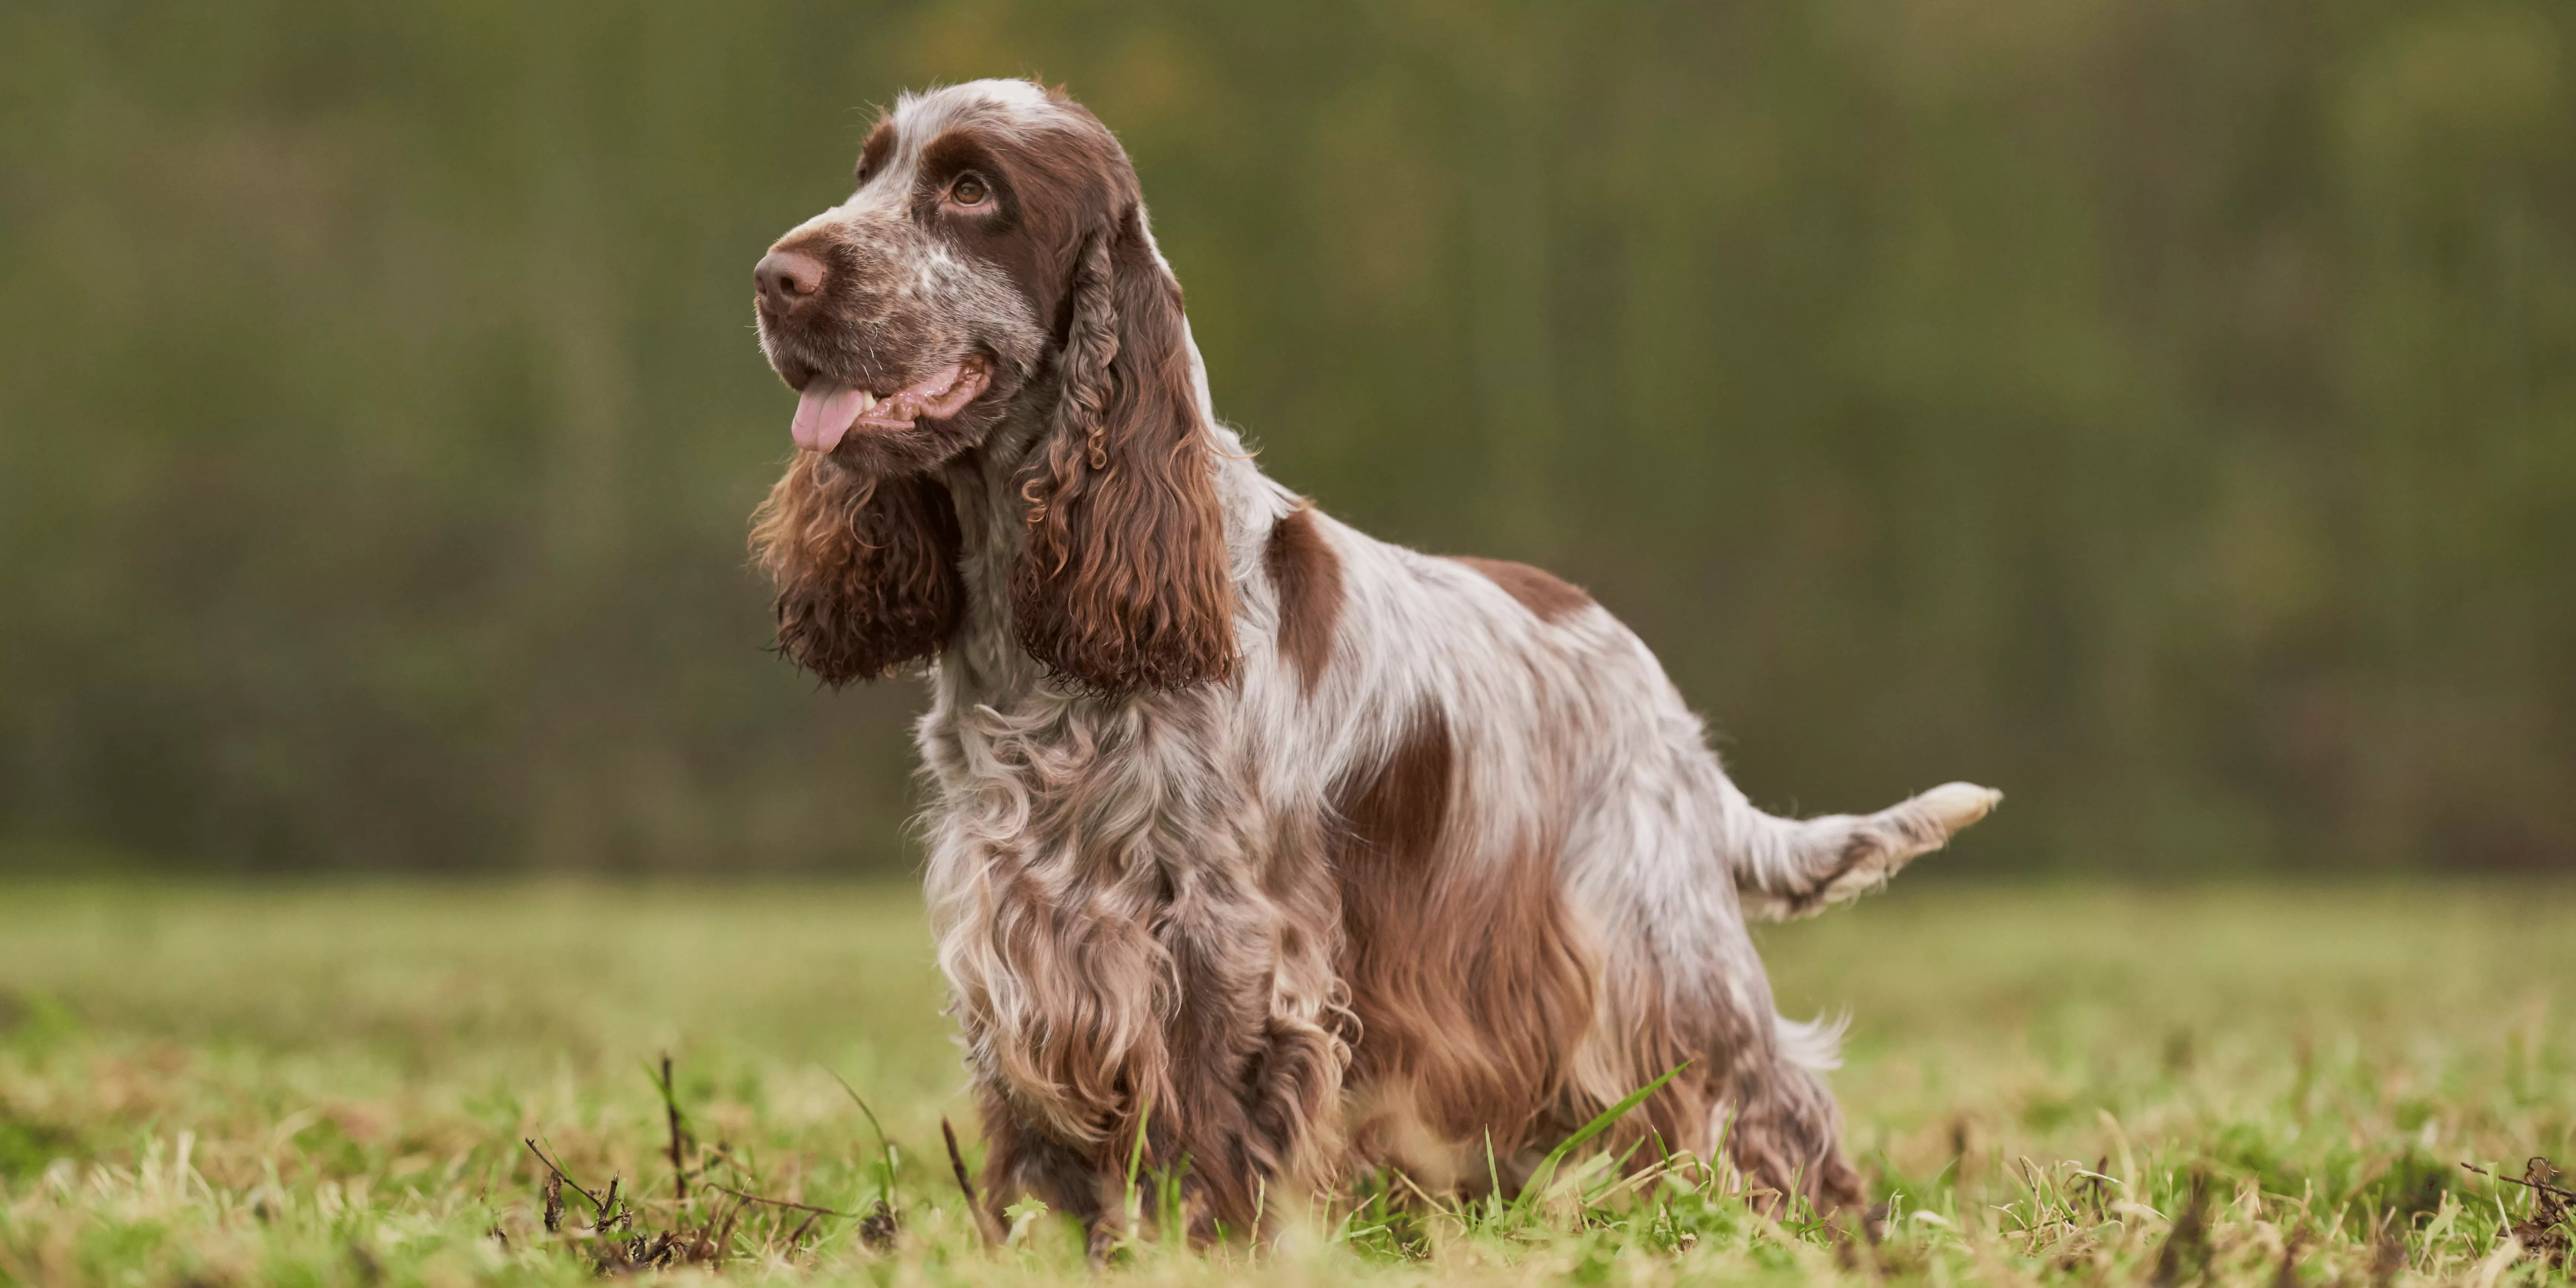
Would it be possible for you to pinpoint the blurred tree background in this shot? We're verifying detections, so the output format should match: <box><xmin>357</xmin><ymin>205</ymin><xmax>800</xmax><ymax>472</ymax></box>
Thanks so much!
<box><xmin>1</xmin><ymin>0</ymin><xmax>2570</xmax><ymax>877</ymax></box>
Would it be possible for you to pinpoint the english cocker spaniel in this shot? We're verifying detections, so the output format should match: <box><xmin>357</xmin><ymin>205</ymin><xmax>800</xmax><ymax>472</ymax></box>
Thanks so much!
<box><xmin>746</xmin><ymin>78</ymin><xmax>1998</xmax><ymax>1245</ymax></box>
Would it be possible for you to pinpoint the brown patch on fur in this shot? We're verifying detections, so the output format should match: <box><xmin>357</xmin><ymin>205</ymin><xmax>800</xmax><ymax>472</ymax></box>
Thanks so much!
<box><xmin>855</xmin><ymin>120</ymin><xmax>894</xmax><ymax>184</ymax></box>
<box><xmin>1452</xmin><ymin>556</ymin><xmax>1594</xmax><ymax>624</ymax></box>
<box><xmin>748</xmin><ymin>457</ymin><xmax>963</xmax><ymax>684</ymax></box>
<box><xmin>1009</xmin><ymin>201</ymin><xmax>1237</xmax><ymax>694</ymax></box>
<box><xmin>920</xmin><ymin>113</ymin><xmax>1128</xmax><ymax>344</ymax></box>
<box><xmin>1330</xmin><ymin>705</ymin><xmax>1597</xmax><ymax>1174</ymax></box>
<box><xmin>1264</xmin><ymin>504</ymin><xmax>1343</xmax><ymax>697</ymax></box>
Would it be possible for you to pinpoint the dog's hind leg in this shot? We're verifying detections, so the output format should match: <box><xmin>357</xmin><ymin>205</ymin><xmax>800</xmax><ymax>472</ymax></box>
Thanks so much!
<box><xmin>1725</xmin><ymin>781</ymin><xmax>2001</xmax><ymax>921</ymax></box>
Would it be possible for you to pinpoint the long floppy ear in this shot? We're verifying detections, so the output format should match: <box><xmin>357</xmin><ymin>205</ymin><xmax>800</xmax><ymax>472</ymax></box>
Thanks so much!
<box><xmin>748</xmin><ymin>455</ymin><xmax>964</xmax><ymax>685</ymax></box>
<box><xmin>1009</xmin><ymin>203</ymin><xmax>1237</xmax><ymax>693</ymax></box>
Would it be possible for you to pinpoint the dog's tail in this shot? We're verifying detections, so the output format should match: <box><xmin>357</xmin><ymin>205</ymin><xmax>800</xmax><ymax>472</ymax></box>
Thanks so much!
<box><xmin>1727</xmin><ymin>781</ymin><xmax>2000</xmax><ymax>921</ymax></box>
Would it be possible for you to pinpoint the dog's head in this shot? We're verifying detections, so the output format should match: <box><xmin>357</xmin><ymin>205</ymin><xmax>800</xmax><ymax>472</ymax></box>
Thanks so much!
<box><xmin>749</xmin><ymin>80</ymin><xmax>1235</xmax><ymax>694</ymax></box>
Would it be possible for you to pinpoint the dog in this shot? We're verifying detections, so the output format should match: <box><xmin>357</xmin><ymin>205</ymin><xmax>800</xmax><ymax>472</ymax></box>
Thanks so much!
<box><xmin>746</xmin><ymin>78</ymin><xmax>1997</xmax><ymax>1244</ymax></box>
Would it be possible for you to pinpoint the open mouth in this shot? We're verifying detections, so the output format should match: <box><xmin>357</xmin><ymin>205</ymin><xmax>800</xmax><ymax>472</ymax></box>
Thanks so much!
<box><xmin>789</xmin><ymin>355</ymin><xmax>992</xmax><ymax>454</ymax></box>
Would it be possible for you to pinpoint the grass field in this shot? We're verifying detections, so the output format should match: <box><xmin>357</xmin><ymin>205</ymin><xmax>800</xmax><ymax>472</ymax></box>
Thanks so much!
<box><xmin>2</xmin><ymin>882</ymin><xmax>2572</xmax><ymax>1286</ymax></box>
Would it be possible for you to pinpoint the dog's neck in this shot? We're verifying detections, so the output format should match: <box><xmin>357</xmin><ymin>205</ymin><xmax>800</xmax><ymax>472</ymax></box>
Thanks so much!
<box><xmin>934</xmin><ymin>410</ymin><xmax>1046</xmax><ymax>697</ymax></box>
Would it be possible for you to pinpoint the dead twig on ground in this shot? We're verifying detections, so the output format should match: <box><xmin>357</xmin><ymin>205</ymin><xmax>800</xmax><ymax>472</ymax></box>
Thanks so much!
<box><xmin>944</xmin><ymin>1117</ymin><xmax>1006</xmax><ymax>1247</ymax></box>
<box><xmin>2463</xmin><ymin>1158</ymin><xmax>2572</xmax><ymax>1268</ymax></box>
<box><xmin>524</xmin><ymin>1139</ymin><xmax>605</xmax><ymax>1215</ymax></box>
<box><xmin>657</xmin><ymin>1054</ymin><xmax>690</xmax><ymax>1208</ymax></box>
<box><xmin>705</xmin><ymin>1183</ymin><xmax>853</xmax><ymax>1218</ymax></box>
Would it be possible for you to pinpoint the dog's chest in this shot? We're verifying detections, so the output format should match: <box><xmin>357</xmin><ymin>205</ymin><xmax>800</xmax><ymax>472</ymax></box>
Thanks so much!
<box><xmin>916</xmin><ymin>668</ymin><xmax>1255</xmax><ymax>872</ymax></box>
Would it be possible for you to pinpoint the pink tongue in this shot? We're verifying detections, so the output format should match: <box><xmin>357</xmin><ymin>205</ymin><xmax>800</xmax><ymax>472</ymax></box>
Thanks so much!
<box><xmin>791</xmin><ymin>383</ymin><xmax>868</xmax><ymax>453</ymax></box>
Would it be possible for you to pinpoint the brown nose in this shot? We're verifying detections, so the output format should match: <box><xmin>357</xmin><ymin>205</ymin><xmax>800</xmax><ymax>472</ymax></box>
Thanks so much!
<box><xmin>755</xmin><ymin>249</ymin><xmax>827</xmax><ymax>314</ymax></box>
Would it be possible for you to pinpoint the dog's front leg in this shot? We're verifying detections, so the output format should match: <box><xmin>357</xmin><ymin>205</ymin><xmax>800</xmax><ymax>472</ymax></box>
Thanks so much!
<box><xmin>928</xmin><ymin>827</ymin><xmax>1180</xmax><ymax>1252</ymax></box>
<box><xmin>1151</xmin><ymin>863</ymin><xmax>1349</xmax><ymax>1241</ymax></box>
<box><xmin>973</xmin><ymin>1084</ymin><xmax>1118</xmax><ymax>1254</ymax></box>
<box><xmin>947</xmin><ymin>860</ymin><xmax>1345</xmax><ymax>1248</ymax></box>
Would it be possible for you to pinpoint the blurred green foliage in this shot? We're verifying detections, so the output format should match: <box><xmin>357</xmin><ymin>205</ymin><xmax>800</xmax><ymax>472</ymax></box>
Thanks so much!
<box><xmin>1</xmin><ymin>0</ymin><xmax>2570</xmax><ymax>874</ymax></box>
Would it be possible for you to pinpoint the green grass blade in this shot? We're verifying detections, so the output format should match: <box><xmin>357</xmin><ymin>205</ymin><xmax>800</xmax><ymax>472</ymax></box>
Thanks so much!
<box><xmin>830</xmin><ymin>1068</ymin><xmax>900</xmax><ymax>1207</ymax></box>
<box><xmin>1507</xmin><ymin>1061</ymin><xmax>1688</xmax><ymax>1222</ymax></box>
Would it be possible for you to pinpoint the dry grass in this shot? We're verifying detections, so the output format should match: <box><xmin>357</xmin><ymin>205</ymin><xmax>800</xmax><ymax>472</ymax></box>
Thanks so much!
<box><xmin>1</xmin><ymin>881</ymin><xmax>2572</xmax><ymax>1286</ymax></box>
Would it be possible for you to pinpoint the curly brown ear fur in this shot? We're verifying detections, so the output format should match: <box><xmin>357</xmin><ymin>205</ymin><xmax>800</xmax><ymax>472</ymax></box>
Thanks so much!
<box><xmin>1009</xmin><ymin>205</ymin><xmax>1237</xmax><ymax>694</ymax></box>
<box><xmin>749</xmin><ymin>455</ymin><xmax>963</xmax><ymax>685</ymax></box>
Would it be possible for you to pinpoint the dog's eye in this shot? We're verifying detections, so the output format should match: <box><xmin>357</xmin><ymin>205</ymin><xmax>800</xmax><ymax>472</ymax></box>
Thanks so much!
<box><xmin>949</xmin><ymin>175</ymin><xmax>989</xmax><ymax>207</ymax></box>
